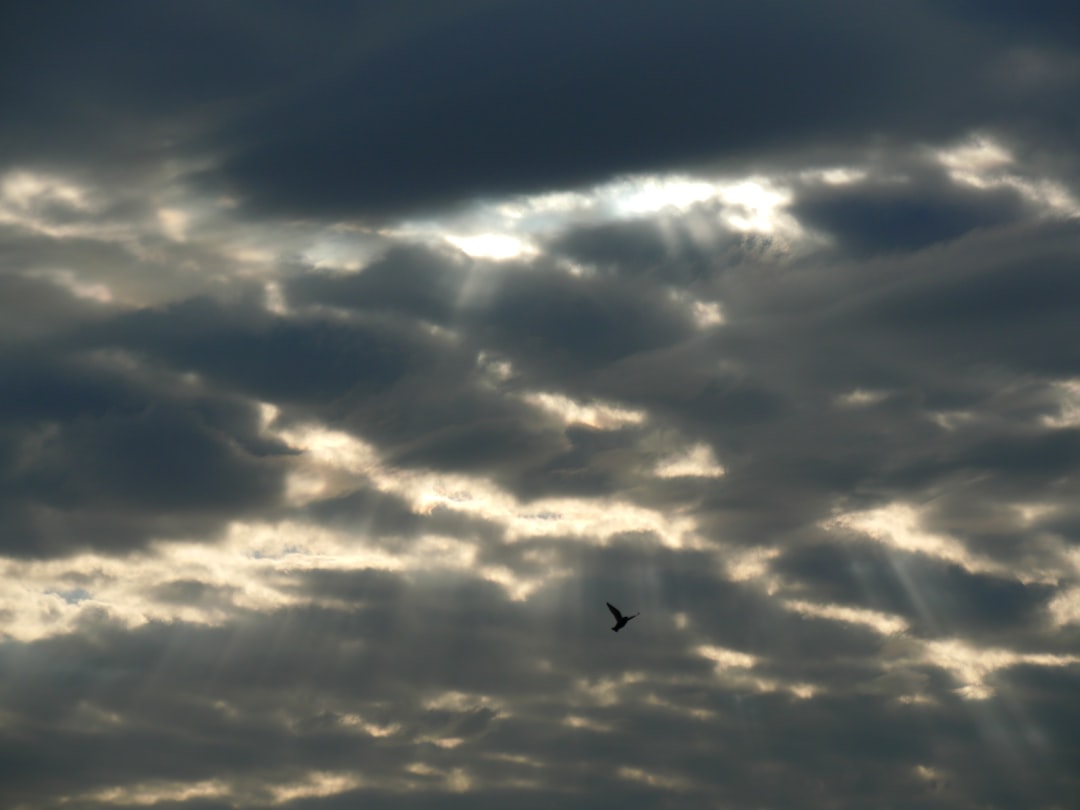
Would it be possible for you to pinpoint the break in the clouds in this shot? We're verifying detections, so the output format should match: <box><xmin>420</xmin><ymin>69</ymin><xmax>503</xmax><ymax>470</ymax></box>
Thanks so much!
<box><xmin>2</xmin><ymin>3</ymin><xmax>1080</xmax><ymax>809</ymax></box>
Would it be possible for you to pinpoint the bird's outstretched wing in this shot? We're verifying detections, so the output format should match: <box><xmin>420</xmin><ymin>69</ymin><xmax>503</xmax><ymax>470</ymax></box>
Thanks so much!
<box><xmin>606</xmin><ymin>602</ymin><xmax>624</xmax><ymax>621</ymax></box>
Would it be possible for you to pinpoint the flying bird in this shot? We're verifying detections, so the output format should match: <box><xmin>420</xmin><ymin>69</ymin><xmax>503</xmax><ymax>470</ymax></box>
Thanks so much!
<box><xmin>606</xmin><ymin>602</ymin><xmax>639</xmax><ymax>632</ymax></box>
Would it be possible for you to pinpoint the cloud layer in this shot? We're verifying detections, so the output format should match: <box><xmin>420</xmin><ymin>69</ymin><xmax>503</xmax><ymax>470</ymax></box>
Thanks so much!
<box><xmin>2</xmin><ymin>3</ymin><xmax>1079</xmax><ymax>809</ymax></box>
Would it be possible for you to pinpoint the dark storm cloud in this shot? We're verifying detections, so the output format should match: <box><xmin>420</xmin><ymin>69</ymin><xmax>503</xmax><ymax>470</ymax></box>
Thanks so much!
<box><xmin>0</xmin><ymin>347</ymin><xmax>289</xmax><ymax>557</ymax></box>
<box><xmin>546</xmin><ymin>214</ymin><xmax>733</xmax><ymax>286</ymax></box>
<box><xmin>288</xmin><ymin>246</ymin><xmax>695</xmax><ymax>377</ymax></box>
<box><xmin>287</xmin><ymin>244</ymin><xmax>470</xmax><ymax>326</ymax></box>
<box><xmin>0</xmin><ymin>0</ymin><xmax>396</xmax><ymax>173</ymax></box>
<box><xmin>942</xmin><ymin>0</ymin><xmax>1080</xmax><ymax>48</ymax></box>
<box><xmin>203</xmin><ymin>0</ymin><xmax>999</xmax><ymax>219</ymax></box>
<box><xmin>8</xmin><ymin>0</ymin><xmax>1065</xmax><ymax>219</ymax></box>
<box><xmin>0</xmin><ymin>274</ymin><xmax>294</xmax><ymax>558</ymax></box>
<box><xmin>467</xmin><ymin>263</ymin><xmax>695</xmax><ymax>379</ymax></box>
<box><xmin>791</xmin><ymin>168</ymin><xmax>1028</xmax><ymax>254</ymax></box>
<box><xmin>89</xmin><ymin>294</ymin><xmax>431</xmax><ymax>405</ymax></box>
<box><xmin>80</xmin><ymin>289</ymin><xmax>570</xmax><ymax>487</ymax></box>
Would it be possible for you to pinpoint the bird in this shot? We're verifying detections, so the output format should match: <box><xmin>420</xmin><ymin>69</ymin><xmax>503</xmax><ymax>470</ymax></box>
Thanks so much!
<box><xmin>606</xmin><ymin>602</ymin><xmax>639</xmax><ymax>632</ymax></box>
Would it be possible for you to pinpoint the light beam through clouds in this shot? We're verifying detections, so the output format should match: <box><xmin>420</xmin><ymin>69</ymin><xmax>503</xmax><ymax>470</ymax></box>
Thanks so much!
<box><xmin>3</xmin><ymin>4</ymin><xmax>1080</xmax><ymax>809</ymax></box>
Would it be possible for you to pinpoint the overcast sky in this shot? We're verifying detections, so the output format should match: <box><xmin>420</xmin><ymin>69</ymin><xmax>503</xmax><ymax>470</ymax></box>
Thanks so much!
<box><xmin>2</xmin><ymin>2</ymin><xmax>1080</xmax><ymax>808</ymax></box>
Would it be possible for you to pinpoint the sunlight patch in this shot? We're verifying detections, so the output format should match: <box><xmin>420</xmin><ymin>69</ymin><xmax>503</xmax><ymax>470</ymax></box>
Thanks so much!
<box><xmin>800</xmin><ymin>167</ymin><xmax>869</xmax><ymax>185</ymax></box>
<box><xmin>611</xmin><ymin>175</ymin><xmax>719</xmax><ymax>215</ymax></box>
<box><xmin>479</xmin><ymin>564</ymin><xmax>562</xmax><ymax>602</ymax></box>
<box><xmin>64</xmin><ymin>771</ymin><xmax>370</xmax><ymax>808</ymax></box>
<box><xmin>521</xmin><ymin>391</ymin><xmax>646</xmax><ymax>430</ymax></box>
<box><xmin>824</xmin><ymin>502</ymin><xmax>1005</xmax><ymax>577</ymax></box>
<box><xmin>725</xmin><ymin>546</ymin><xmax>781</xmax><ymax>586</ymax></box>
<box><xmin>783</xmin><ymin>599</ymin><xmax>908</xmax><ymax>636</ymax></box>
<box><xmin>1049</xmin><ymin>589</ymin><xmax>1080</xmax><ymax>627</ymax></box>
<box><xmin>696</xmin><ymin>645</ymin><xmax>758</xmax><ymax>670</ymax></box>
<box><xmin>617</xmin><ymin>766</ymin><xmax>693</xmax><ymax>791</ymax></box>
<box><xmin>563</xmin><ymin>714</ymin><xmax>614</xmax><ymax>733</ymax></box>
<box><xmin>264</xmin><ymin>281</ymin><xmax>289</xmax><ymax>315</ymax></box>
<box><xmin>338</xmin><ymin>715</ymin><xmax>402</xmax><ymax>737</ymax></box>
<box><xmin>2</xmin><ymin>170</ymin><xmax>91</xmax><ymax>211</ymax></box>
<box><xmin>269</xmin><ymin>421</ymin><xmax>703</xmax><ymax>549</ymax></box>
<box><xmin>697</xmin><ymin>645</ymin><xmax>818</xmax><ymax>699</ymax></box>
<box><xmin>717</xmin><ymin>178</ymin><xmax>794</xmax><ymax>234</ymax></box>
<box><xmin>270</xmin><ymin>772</ymin><xmax>365</xmax><ymax>804</ymax></box>
<box><xmin>0</xmin><ymin>524</ymin><xmax>395</xmax><ymax>642</ymax></box>
<box><xmin>913</xmin><ymin>764</ymin><xmax>949</xmax><ymax>789</ymax></box>
<box><xmin>157</xmin><ymin>207</ymin><xmax>189</xmax><ymax>241</ymax></box>
<box><xmin>691</xmin><ymin>299</ymin><xmax>725</xmax><ymax>328</ymax></box>
<box><xmin>934</xmin><ymin>133</ymin><xmax>1080</xmax><ymax>217</ymax></box>
<box><xmin>928</xmin><ymin>409</ymin><xmax>977</xmax><ymax>431</ymax></box>
<box><xmin>645</xmin><ymin>692</ymin><xmax>716</xmax><ymax>721</ymax></box>
<box><xmin>423</xmin><ymin>169</ymin><xmax>813</xmax><ymax>255</ymax></box>
<box><xmin>445</xmin><ymin>233</ymin><xmax>536</xmax><ymax>260</ymax></box>
<box><xmin>654</xmin><ymin>442</ymin><xmax>725</xmax><ymax>478</ymax></box>
<box><xmin>404</xmin><ymin>764</ymin><xmax>472</xmax><ymax>793</ymax></box>
<box><xmin>476</xmin><ymin>350</ymin><xmax>516</xmax><ymax>383</ymax></box>
<box><xmin>922</xmin><ymin>638</ymin><xmax>1080</xmax><ymax>700</ymax></box>
<box><xmin>1043</xmin><ymin>379</ymin><xmax>1080</xmax><ymax>428</ymax></box>
<box><xmin>1049</xmin><ymin>558</ymin><xmax>1080</xmax><ymax>627</ymax></box>
<box><xmin>935</xmin><ymin>135</ymin><xmax>1013</xmax><ymax>177</ymax></box>
<box><xmin>423</xmin><ymin>691</ymin><xmax>503</xmax><ymax>714</ymax></box>
<box><xmin>300</xmin><ymin>231</ymin><xmax>380</xmax><ymax>272</ymax></box>
<box><xmin>573</xmin><ymin>673</ymin><xmax>646</xmax><ymax>707</ymax></box>
<box><xmin>70</xmin><ymin>778</ymin><xmax>232</xmax><ymax>807</ymax></box>
<box><xmin>835</xmin><ymin>388</ymin><xmax>889</xmax><ymax>408</ymax></box>
<box><xmin>0</xmin><ymin>170</ymin><xmax>132</xmax><ymax>243</ymax></box>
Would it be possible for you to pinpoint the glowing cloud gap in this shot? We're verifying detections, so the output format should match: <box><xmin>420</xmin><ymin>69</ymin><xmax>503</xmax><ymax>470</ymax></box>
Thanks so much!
<box><xmin>934</xmin><ymin>134</ymin><xmax>1080</xmax><ymax>218</ymax></box>
<box><xmin>653</xmin><ymin>443</ymin><xmax>725</xmax><ymax>478</ymax></box>
<box><xmin>783</xmin><ymin>599</ymin><xmax>909</xmax><ymax>636</ymax></box>
<box><xmin>823</xmin><ymin>503</ymin><xmax>1009</xmax><ymax>578</ymax></box>
<box><xmin>1043</xmin><ymin>379</ymin><xmax>1080</xmax><ymax>428</ymax></box>
<box><xmin>921</xmin><ymin>639</ymin><xmax>1080</xmax><ymax>701</ymax></box>
<box><xmin>696</xmin><ymin>645</ymin><xmax>817</xmax><ymax>699</ymax></box>
<box><xmin>520</xmin><ymin>391</ymin><xmax>646</xmax><ymax>430</ymax></box>
<box><xmin>273</xmin><ymin>423</ymin><xmax>702</xmax><ymax>548</ymax></box>
<box><xmin>444</xmin><ymin>233</ymin><xmax>537</xmax><ymax>260</ymax></box>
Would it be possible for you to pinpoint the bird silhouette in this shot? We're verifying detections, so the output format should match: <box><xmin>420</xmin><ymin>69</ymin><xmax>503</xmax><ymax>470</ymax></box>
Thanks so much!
<box><xmin>606</xmin><ymin>602</ymin><xmax>639</xmax><ymax>632</ymax></box>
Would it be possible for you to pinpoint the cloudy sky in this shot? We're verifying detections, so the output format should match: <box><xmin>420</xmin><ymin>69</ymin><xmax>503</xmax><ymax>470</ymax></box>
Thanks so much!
<box><xmin>2</xmin><ymin>2</ymin><xmax>1080</xmax><ymax>808</ymax></box>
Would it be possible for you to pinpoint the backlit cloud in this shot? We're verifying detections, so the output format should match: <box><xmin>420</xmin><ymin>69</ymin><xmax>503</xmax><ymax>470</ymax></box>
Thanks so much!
<box><xmin>2</xmin><ymin>3</ymin><xmax>1079</xmax><ymax>809</ymax></box>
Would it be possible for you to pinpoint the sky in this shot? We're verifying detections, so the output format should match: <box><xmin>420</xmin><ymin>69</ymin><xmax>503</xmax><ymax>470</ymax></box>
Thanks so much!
<box><xmin>2</xmin><ymin>2</ymin><xmax>1080</xmax><ymax>808</ymax></box>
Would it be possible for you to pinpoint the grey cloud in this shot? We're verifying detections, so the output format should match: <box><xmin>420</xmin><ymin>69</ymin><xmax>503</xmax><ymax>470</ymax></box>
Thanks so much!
<box><xmin>202</xmin><ymin>0</ymin><xmax>998</xmax><ymax>219</ymax></box>
<box><xmin>287</xmin><ymin>244</ymin><xmax>471</xmax><ymax>326</ymax></box>
<box><xmin>289</xmin><ymin>248</ymin><xmax>696</xmax><ymax>378</ymax></box>
<box><xmin>0</xmin><ymin>348</ymin><xmax>289</xmax><ymax>557</ymax></box>
<box><xmin>5</xmin><ymin>565</ymin><xmax>1070</xmax><ymax>809</ymax></box>
<box><xmin>89</xmin><ymin>295</ymin><xmax>438</xmax><ymax>406</ymax></box>
<box><xmin>775</xmin><ymin>541</ymin><xmax>1058</xmax><ymax>642</ymax></box>
<box><xmin>298</xmin><ymin>485</ymin><xmax>506</xmax><ymax>551</ymax></box>
<box><xmin>791</xmin><ymin>168</ymin><xmax>1028</xmax><ymax>255</ymax></box>
<box><xmin>4</xmin><ymin>3</ymin><xmax>1080</xmax><ymax>808</ymax></box>
<box><xmin>546</xmin><ymin>212</ymin><xmax>740</xmax><ymax>286</ymax></box>
<box><xmin>0</xmin><ymin>273</ymin><xmax>113</xmax><ymax>341</ymax></box>
<box><xmin>5</xmin><ymin>1</ymin><xmax>1041</xmax><ymax>219</ymax></box>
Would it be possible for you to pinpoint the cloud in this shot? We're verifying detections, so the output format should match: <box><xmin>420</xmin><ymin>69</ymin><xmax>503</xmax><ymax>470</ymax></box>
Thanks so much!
<box><xmin>201</xmin><ymin>0</ymin><xmax>999</xmax><ymax>220</ymax></box>
<box><xmin>791</xmin><ymin>167</ymin><xmax>1029</xmax><ymax>254</ymax></box>
<box><xmin>3</xmin><ymin>4</ymin><xmax>1080</xmax><ymax>809</ymax></box>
